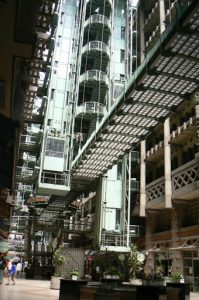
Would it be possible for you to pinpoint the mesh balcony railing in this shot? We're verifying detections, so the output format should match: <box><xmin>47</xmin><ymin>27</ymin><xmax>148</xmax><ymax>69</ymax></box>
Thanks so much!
<box><xmin>82</xmin><ymin>41</ymin><xmax>109</xmax><ymax>55</ymax></box>
<box><xmin>76</xmin><ymin>101</ymin><xmax>107</xmax><ymax>116</ymax></box>
<box><xmin>41</xmin><ymin>171</ymin><xmax>69</xmax><ymax>186</ymax></box>
<box><xmin>79</xmin><ymin>70</ymin><xmax>109</xmax><ymax>85</ymax></box>
<box><xmin>84</xmin><ymin>14</ymin><xmax>111</xmax><ymax>30</ymax></box>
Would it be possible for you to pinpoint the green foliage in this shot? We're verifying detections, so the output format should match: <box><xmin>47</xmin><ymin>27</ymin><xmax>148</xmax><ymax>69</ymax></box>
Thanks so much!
<box><xmin>128</xmin><ymin>244</ymin><xmax>144</xmax><ymax>279</ymax></box>
<box><xmin>104</xmin><ymin>266</ymin><xmax>121</xmax><ymax>276</ymax></box>
<box><xmin>70</xmin><ymin>268</ymin><xmax>79</xmax><ymax>277</ymax></box>
<box><xmin>53</xmin><ymin>272</ymin><xmax>61</xmax><ymax>277</ymax></box>
<box><xmin>143</xmin><ymin>273</ymin><xmax>164</xmax><ymax>282</ymax></box>
<box><xmin>53</xmin><ymin>247</ymin><xmax>66</xmax><ymax>266</ymax></box>
<box><xmin>171</xmin><ymin>272</ymin><xmax>184</xmax><ymax>282</ymax></box>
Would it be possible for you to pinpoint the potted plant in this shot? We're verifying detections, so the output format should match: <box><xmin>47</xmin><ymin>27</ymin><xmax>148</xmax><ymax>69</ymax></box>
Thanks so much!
<box><xmin>128</xmin><ymin>244</ymin><xmax>144</xmax><ymax>285</ymax></box>
<box><xmin>171</xmin><ymin>272</ymin><xmax>184</xmax><ymax>283</ymax></box>
<box><xmin>50</xmin><ymin>247</ymin><xmax>66</xmax><ymax>289</ymax></box>
<box><xmin>155</xmin><ymin>273</ymin><xmax>165</xmax><ymax>285</ymax></box>
<box><xmin>70</xmin><ymin>268</ymin><xmax>79</xmax><ymax>280</ymax></box>
<box><xmin>104</xmin><ymin>266</ymin><xmax>121</xmax><ymax>279</ymax></box>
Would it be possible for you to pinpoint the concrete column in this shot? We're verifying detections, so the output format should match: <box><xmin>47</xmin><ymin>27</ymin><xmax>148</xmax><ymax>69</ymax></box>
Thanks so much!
<box><xmin>144</xmin><ymin>213</ymin><xmax>156</xmax><ymax>274</ymax></box>
<box><xmin>170</xmin><ymin>207</ymin><xmax>183</xmax><ymax>273</ymax></box>
<box><xmin>140</xmin><ymin>140</ymin><xmax>146</xmax><ymax>217</ymax></box>
<box><xmin>159</xmin><ymin>0</ymin><xmax>166</xmax><ymax>34</ymax></box>
<box><xmin>164</xmin><ymin>118</ymin><xmax>172</xmax><ymax>208</ymax></box>
<box><xmin>194</xmin><ymin>91</ymin><xmax>199</xmax><ymax>154</ymax></box>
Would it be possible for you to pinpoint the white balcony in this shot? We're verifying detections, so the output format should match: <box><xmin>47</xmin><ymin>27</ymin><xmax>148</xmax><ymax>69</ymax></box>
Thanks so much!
<box><xmin>79</xmin><ymin>70</ymin><xmax>109</xmax><ymax>86</ymax></box>
<box><xmin>82</xmin><ymin>41</ymin><xmax>109</xmax><ymax>57</ymax></box>
<box><xmin>76</xmin><ymin>101</ymin><xmax>107</xmax><ymax>117</ymax></box>
<box><xmin>38</xmin><ymin>171</ymin><xmax>70</xmax><ymax>195</ymax></box>
<box><xmin>84</xmin><ymin>14</ymin><xmax>111</xmax><ymax>31</ymax></box>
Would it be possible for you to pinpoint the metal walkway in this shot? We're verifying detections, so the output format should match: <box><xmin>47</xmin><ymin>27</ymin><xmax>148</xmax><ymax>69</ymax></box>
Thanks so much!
<box><xmin>72</xmin><ymin>0</ymin><xmax>199</xmax><ymax>183</ymax></box>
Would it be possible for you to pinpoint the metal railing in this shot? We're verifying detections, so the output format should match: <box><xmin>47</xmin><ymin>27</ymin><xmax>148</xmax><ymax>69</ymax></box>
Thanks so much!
<box><xmin>100</xmin><ymin>225</ymin><xmax>144</xmax><ymax>248</ymax></box>
<box><xmin>82</xmin><ymin>41</ymin><xmax>109</xmax><ymax>55</ymax></box>
<box><xmin>41</xmin><ymin>171</ymin><xmax>69</xmax><ymax>186</ymax></box>
<box><xmin>76</xmin><ymin>101</ymin><xmax>107</xmax><ymax>116</ymax></box>
<box><xmin>84</xmin><ymin>14</ymin><xmax>111</xmax><ymax>30</ymax></box>
<box><xmin>79</xmin><ymin>70</ymin><xmax>109</xmax><ymax>85</ymax></box>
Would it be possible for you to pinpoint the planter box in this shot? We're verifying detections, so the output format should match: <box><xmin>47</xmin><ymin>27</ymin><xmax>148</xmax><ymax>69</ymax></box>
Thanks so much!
<box><xmin>59</xmin><ymin>279</ymin><xmax>88</xmax><ymax>300</ymax></box>
<box><xmin>166</xmin><ymin>283</ymin><xmax>190</xmax><ymax>300</ymax></box>
<box><xmin>93</xmin><ymin>292</ymin><xmax>119</xmax><ymax>300</ymax></box>
<box><xmin>50</xmin><ymin>276</ymin><xmax>62</xmax><ymax>290</ymax></box>
<box><xmin>129</xmin><ymin>278</ymin><xmax>142</xmax><ymax>285</ymax></box>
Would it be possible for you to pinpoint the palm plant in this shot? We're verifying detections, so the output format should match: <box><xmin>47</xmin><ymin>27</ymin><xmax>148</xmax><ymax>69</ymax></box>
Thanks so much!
<box><xmin>128</xmin><ymin>244</ymin><xmax>144</xmax><ymax>279</ymax></box>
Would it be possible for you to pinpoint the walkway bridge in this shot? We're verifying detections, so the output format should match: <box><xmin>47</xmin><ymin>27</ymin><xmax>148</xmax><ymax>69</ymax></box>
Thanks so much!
<box><xmin>36</xmin><ymin>0</ymin><xmax>199</xmax><ymax>219</ymax></box>
<box><xmin>70</xmin><ymin>0</ymin><xmax>199</xmax><ymax>194</ymax></box>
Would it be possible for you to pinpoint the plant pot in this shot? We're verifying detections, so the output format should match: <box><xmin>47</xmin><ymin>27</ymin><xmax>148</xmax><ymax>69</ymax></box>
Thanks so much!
<box><xmin>50</xmin><ymin>276</ymin><xmax>62</xmax><ymax>289</ymax></box>
<box><xmin>72</xmin><ymin>275</ymin><xmax>78</xmax><ymax>280</ymax></box>
<box><xmin>129</xmin><ymin>278</ymin><xmax>142</xmax><ymax>285</ymax></box>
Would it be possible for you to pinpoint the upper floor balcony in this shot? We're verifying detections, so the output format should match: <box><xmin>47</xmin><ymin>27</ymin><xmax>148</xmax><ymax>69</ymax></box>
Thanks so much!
<box><xmin>37</xmin><ymin>170</ymin><xmax>70</xmax><ymax>195</ymax></box>
<box><xmin>15</xmin><ymin>166</ymin><xmax>35</xmax><ymax>185</ymax></box>
<box><xmin>75</xmin><ymin>101</ymin><xmax>107</xmax><ymax>118</ymax></box>
<box><xmin>86</xmin><ymin>0</ymin><xmax>112</xmax><ymax>19</ymax></box>
<box><xmin>84</xmin><ymin>14</ymin><xmax>111</xmax><ymax>38</ymax></box>
<box><xmin>144</xmin><ymin>1</ymin><xmax>159</xmax><ymax>34</ymax></box>
<box><xmin>100</xmin><ymin>224</ymin><xmax>144</xmax><ymax>251</ymax></box>
<box><xmin>146</xmin><ymin>117</ymin><xmax>195</xmax><ymax>161</ymax></box>
<box><xmin>79</xmin><ymin>70</ymin><xmax>109</xmax><ymax>86</ymax></box>
<box><xmin>82</xmin><ymin>41</ymin><xmax>110</xmax><ymax>67</ymax></box>
<box><xmin>63</xmin><ymin>214</ymin><xmax>94</xmax><ymax>232</ymax></box>
<box><xmin>145</xmin><ymin>156</ymin><xmax>199</xmax><ymax>209</ymax></box>
<box><xmin>19</xmin><ymin>133</ymin><xmax>42</xmax><ymax>154</ymax></box>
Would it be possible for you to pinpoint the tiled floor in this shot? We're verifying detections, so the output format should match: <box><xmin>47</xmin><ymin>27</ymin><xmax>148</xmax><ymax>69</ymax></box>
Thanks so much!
<box><xmin>0</xmin><ymin>279</ymin><xmax>59</xmax><ymax>300</ymax></box>
<box><xmin>0</xmin><ymin>278</ymin><xmax>199</xmax><ymax>300</ymax></box>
